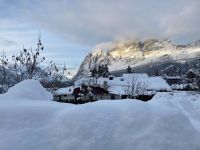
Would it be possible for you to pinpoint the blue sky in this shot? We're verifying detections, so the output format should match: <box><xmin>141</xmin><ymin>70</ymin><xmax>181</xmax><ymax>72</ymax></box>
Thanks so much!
<box><xmin>0</xmin><ymin>0</ymin><xmax>200</xmax><ymax>67</ymax></box>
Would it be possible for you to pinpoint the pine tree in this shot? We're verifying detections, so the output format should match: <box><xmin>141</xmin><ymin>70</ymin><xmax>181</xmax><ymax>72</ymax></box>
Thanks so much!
<box><xmin>103</xmin><ymin>64</ymin><xmax>110</xmax><ymax>77</ymax></box>
<box><xmin>90</xmin><ymin>67</ymin><xmax>98</xmax><ymax>78</ymax></box>
<box><xmin>90</xmin><ymin>64</ymin><xmax>110</xmax><ymax>78</ymax></box>
<box><xmin>127</xmin><ymin>65</ymin><xmax>132</xmax><ymax>73</ymax></box>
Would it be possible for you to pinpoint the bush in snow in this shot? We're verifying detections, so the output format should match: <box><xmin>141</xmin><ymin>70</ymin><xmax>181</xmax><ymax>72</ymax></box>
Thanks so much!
<box><xmin>123</xmin><ymin>75</ymin><xmax>148</xmax><ymax>98</ymax></box>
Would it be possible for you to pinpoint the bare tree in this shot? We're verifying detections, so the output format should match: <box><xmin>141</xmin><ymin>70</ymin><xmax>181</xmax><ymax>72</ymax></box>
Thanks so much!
<box><xmin>12</xmin><ymin>38</ymin><xmax>45</xmax><ymax>81</ymax></box>
<box><xmin>11</xmin><ymin>36</ymin><xmax>55</xmax><ymax>82</ymax></box>
<box><xmin>135</xmin><ymin>81</ymin><xmax>148</xmax><ymax>96</ymax></box>
<box><xmin>41</xmin><ymin>63</ymin><xmax>69</xmax><ymax>92</ymax></box>
<box><xmin>0</xmin><ymin>34</ymin><xmax>69</xmax><ymax>94</ymax></box>
<box><xmin>10</xmin><ymin>36</ymin><xmax>69</xmax><ymax>92</ymax></box>
<box><xmin>123</xmin><ymin>75</ymin><xmax>148</xmax><ymax>98</ymax></box>
<box><xmin>0</xmin><ymin>51</ymin><xmax>9</xmax><ymax>92</ymax></box>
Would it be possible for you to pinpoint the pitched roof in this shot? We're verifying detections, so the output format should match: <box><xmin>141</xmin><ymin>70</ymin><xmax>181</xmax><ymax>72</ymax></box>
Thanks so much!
<box><xmin>99</xmin><ymin>74</ymin><xmax>172</xmax><ymax>95</ymax></box>
<box><xmin>54</xmin><ymin>86</ymin><xmax>78</xmax><ymax>95</ymax></box>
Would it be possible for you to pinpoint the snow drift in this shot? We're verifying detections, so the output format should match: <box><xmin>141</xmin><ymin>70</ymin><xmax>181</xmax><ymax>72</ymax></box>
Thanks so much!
<box><xmin>2</xmin><ymin>79</ymin><xmax>52</xmax><ymax>100</ymax></box>
<box><xmin>0</xmin><ymin>91</ymin><xmax>200</xmax><ymax>150</ymax></box>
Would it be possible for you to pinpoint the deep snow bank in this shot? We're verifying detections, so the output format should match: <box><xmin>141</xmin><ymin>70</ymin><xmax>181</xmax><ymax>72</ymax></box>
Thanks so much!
<box><xmin>2</xmin><ymin>79</ymin><xmax>52</xmax><ymax>100</ymax></box>
<box><xmin>1</xmin><ymin>92</ymin><xmax>200</xmax><ymax>150</ymax></box>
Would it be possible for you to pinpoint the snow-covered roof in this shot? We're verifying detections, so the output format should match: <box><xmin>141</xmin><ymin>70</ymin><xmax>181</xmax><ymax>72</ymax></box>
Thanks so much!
<box><xmin>171</xmin><ymin>84</ymin><xmax>186</xmax><ymax>90</ymax></box>
<box><xmin>108</xmin><ymin>85</ymin><xmax>156</xmax><ymax>96</ymax></box>
<box><xmin>162</xmin><ymin>75</ymin><xmax>182</xmax><ymax>79</ymax></box>
<box><xmin>74</xmin><ymin>73</ymin><xmax>171</xmax><ymax>95</ymax></box>
<box><xmin>123</xmin><ymin>73</ymin><xmax>149</xmax><ymax>78</ymax></box>
<box><xmin>54</xmin><ymin>86</ymin><xmax>78</xmax><ymax>95</ymax></box>
<box><xmin>108</xmin><ymin>85</ymin><xmax>126</xmax><ymax>95</ymax></box>
<box><xmin>144</xmin><ymin>77</ymin><xmax>172</xmax><ymax>91</ymax></box>
<box><xmin>97</xmin><ymin>77</ymin><xmax>126</xmax><ymax>87</ymax></box>
<box><xmin>103</xmin><ymin>74</ymin><xmax>172</xmax><ymax>95</ymax></box>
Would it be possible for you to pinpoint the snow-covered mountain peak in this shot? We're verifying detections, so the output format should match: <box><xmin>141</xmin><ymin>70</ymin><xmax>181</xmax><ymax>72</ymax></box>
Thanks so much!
<box><xmin>75</xmin><ymin>38</ymin><xmax>200</xmax><ymax>78</ymax></box>
<box><xmin>91</xmin><ymin>49</ymin><xmax>106</xmax><ymax>57</ymax></box>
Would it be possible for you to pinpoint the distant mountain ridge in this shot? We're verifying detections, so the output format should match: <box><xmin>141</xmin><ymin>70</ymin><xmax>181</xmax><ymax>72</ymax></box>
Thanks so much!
<box><xmin>75</xmin><ymin>39</ymin><xmax>200</xmax><ymax>78</ymax></box>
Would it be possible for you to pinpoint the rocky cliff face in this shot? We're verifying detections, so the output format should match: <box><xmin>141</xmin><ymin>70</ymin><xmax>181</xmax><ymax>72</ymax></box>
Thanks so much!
<box><xmin>76</xmin><ymin>39</ymin><xmax>200</xmax><ymax>78</ymax></box>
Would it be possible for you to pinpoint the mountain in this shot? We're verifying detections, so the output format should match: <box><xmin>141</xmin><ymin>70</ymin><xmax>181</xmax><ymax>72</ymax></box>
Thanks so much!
<box><xmin>75</xmin><ymin>39</ymin><xmax>200</xmax><ymax>78</ymax></box>
<box><xmin>61</xmin><ymin>67</ymin><xmax>78</xmax><ymax>79</ymax></box>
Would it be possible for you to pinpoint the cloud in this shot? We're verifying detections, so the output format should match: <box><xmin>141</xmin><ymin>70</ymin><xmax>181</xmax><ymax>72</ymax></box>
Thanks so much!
<box><xmin>1</xmin><ymin>0</ymin><xmax>200</xmax><ymax>46</ymax></box>
<box><xmin>0</xmin><ymin>17</ymin><xmax>90</xmax><ymax>67</ymax></box>
<box><xmin>0</xmin><ymin>37</ymin><xmax>17</xmax><ymax>47</ymax></box>
<box><xmin>0</xmin><ymin>18</ymin><xmax>41</xmax><ymax>54</ymax></box>
<box><xmin>160</xmin><ymin>0</ymin><xmax>200</xmax><ymax>43</ymax></box>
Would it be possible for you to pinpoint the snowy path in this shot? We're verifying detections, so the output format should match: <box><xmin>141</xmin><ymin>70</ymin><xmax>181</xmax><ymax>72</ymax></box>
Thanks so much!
<box><xmin>171</xmin><ymin>93</ymin><xmax>200</xmax><ymax>133</ymax></box>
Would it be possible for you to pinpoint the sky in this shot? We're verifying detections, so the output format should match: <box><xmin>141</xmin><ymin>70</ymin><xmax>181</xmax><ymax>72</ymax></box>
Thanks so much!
<box><xmin>0</xmin><ymin>0</ymin><xmax>200</xmax><ymax>68</ymax></box>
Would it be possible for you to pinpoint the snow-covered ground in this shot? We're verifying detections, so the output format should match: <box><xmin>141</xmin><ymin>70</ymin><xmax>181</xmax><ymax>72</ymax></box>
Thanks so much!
<box><xmin>0</xmin><ymin>80</ymin><xmax>200</xmax><ymax>150</ymax></box>
<box><xmin>64</xmin><ymin>68</ymin><xmax>78</xmax><ymax>79</ymax></box>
